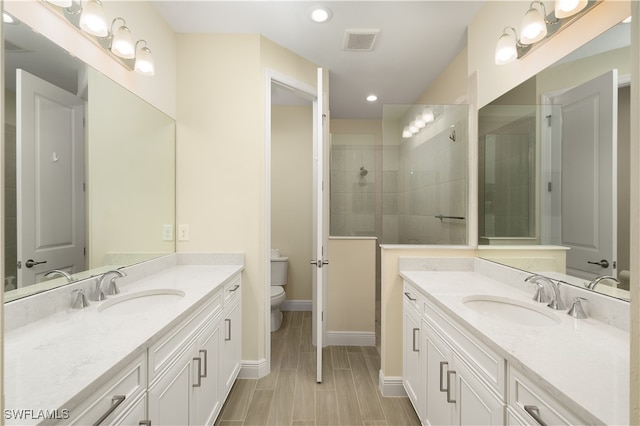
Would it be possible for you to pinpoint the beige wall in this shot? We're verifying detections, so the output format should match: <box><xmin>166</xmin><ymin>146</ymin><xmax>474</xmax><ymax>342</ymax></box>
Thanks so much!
<box><xmin>272</xmin><ymin>105</ymin><xmax>313</xmax><ymax>301</ymax></box>
<box><xmin>5</xmin><ymin>0</ymin><xmax>177</xmax><ymax>118</ymax></box>
<box><xmin>327</xmin><ymin>238</ymin><xmax>376</xmax><ymax>334</ymax></box>
<box><xmin>416</xmin><ymin>48</ymin><xmax>468</xmax><ymax>105</ymax></box>
<box><xmin>176</xmin><ymin>33</ymin><xmax>319</xmax><ymax>364</ymax></box>
<box><xmin>380</xmin><ymin>247</ymin><xmax>475</xmax><ymax>378</ymax></box>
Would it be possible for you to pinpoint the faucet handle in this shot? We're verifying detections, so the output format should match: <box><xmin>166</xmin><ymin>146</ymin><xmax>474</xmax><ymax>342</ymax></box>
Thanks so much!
<box><xmin>106</xmin><ymin>276</ymin><xmax>124</xmax><ymax>295</ymax></box>
<box><xmin>71</xmin><ymin>289</ymin><xmax>90</xmax><ymax>309</ymax></box>
<box><xmin>567</xmin><ymin>297</ymin><xmax>588</xmax><ymax>319</ymax></box>
<box><xmin>532</xmin><ymin>282</ymin><xmax>549</xmax><ymax>303</ymax></box>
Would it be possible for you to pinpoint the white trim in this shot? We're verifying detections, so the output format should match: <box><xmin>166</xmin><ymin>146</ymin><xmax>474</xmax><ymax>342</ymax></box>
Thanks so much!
<box><xmin>265</xmin><ymin>68</ymin><xmax>318</xmax><ymax>382</ymax></box>
<box><xmin>281</xmin><ymin>300</ymin><xmax>312</xmax><ymax>311</ymax></box>
<box><xmin>238</xmin><ymin>358</ymin><xmax>269</xmax><ymax>379</ymax></box>
<box><xmin>326</xmin><ymin>331</ymin><xmax>376</xmax><ymax>346</ymax></box>
<box><xmin>378</xmin><ymin>370</ymin><xmax>407</xmax><ymax>397</ymax></box>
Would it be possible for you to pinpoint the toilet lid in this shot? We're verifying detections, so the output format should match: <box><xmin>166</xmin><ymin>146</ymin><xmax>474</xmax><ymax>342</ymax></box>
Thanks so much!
<box><xmin>271</xmin><ymin>287</ymin><xmax>285</xmax><ymax>298</ymax></box>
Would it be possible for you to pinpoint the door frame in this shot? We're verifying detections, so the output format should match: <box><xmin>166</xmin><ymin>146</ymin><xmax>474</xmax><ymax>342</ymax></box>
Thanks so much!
<box><xmin>264</xmin><ymin>69</ymin><xmax>318</xmax><ymax>377</ymax></box>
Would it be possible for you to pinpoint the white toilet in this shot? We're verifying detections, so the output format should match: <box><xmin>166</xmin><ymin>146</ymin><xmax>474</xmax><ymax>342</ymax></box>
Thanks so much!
<box><xmin>270</xmin><ymin>249</ymin><xmax>288</xmax><ymax>332</ymax></box>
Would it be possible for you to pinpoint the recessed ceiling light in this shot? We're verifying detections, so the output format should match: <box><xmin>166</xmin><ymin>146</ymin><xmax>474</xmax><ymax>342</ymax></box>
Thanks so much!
<box><xmin>366</xmin><ymin>95</ymin><xmax>378</xmax><ymax>102</ymax></box>
<box><xmin>310</xmin><ymin>6</ymin><xmax>332</xmax><ymax>23</ymax></box>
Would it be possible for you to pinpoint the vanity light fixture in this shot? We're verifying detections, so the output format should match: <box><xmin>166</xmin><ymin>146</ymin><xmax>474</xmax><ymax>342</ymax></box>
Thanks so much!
<box><xmin>134</xmin><ymin>40</ymin><xmax>155</xmax><ymax>76</ymax></box>
<box><xmin>554</xmin><ymin>0</ymin><xmax>588</xmax><ymax>18</ymax></box>
<box><xmin>110</xmin><ymin>18</ymin><xmax>135</xmax><ymax>59</ymax></box>
<box><xmin>43</xmin><ymin>0</ymin><xmax>156</xmax><ymax>76</ymax></box>
<box><xmin>495</xmin><ymin>0</ymin><xmax>601</xmax><ymax>65</ymax></box>
<box><xmin>78</xmin><ymin>0</ymin><xmax>108</xmax><ymax>37</ymax></box>
<box><xmin>402</xmin><ymin>126</ymin><xmax>413</xmax><ymax>139</ymax></box>
<box><xmin>520</xmin><ymin>1</ymin><xmax>551</xmax><ymax>45</ymax></box>
<box><xmin>401</xmin><ymin>106</ymin><xmax>440</xmax><ymax>138</ymax></box>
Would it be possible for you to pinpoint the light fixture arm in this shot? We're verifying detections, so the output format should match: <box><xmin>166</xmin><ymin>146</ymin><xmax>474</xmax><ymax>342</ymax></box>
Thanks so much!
<box><xmin>502</xmin><ymin>26</ymin><xmax>532</xmax><ymax>58</ymax></box>
<box><xmin>529</xmin><ymin>1</ymin><xmax>559</xmax><ymax>25</ymax></box>
<box><xmin>109</xmin><ymin>17</ymin><xmax>127</xmax><ymax>38</ymax></box>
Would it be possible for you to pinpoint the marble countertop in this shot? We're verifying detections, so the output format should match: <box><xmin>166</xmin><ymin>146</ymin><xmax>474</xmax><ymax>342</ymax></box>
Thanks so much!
<box><xmin>4</xmin><ymin>264</ymin><xmax>243</xmax><ymax>425</ymax></box>
<box><xmin>400</xmin><ymin>270</ymin><xmax>629</xmax><ymax>426</ymax></box>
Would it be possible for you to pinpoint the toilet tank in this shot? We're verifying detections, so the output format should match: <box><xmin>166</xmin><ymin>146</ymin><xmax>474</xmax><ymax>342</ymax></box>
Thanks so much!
<box><xmin>270</xmin><ymin>257</ymin><xmax>288</xmax><ymax>286</ymax></box>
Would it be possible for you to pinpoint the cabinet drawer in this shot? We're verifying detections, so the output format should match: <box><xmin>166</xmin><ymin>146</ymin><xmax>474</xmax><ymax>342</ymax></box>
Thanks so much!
<box><xmin>403</xmin><ymin>281</ymin><xmax>422</xmax><ymax>313</ymax></box>
<box><xmin>64</xmin><ymin>354</ymin><xmax>146</xmax><ymax>426</ymax></box>
<box><xmin>149</xmin><ymin>290</ymin><xmax>223</xmax><ymax>383</ymax></box>
<box><xmin>223</xmin><ymin>275</ymin><xmax>241</xmax><ymax>304</ymax></box>
<box><xmin>509</xmin><ymin>366</ymin><xmax>586</xmax><ymax>425</ymax></box>
<box><xmin>423</xmin><ymin>298</ymin><xmax>505</xmax><ymax>399</ymax></box>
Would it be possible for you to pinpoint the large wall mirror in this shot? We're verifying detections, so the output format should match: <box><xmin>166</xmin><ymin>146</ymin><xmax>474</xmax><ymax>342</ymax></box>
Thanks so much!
<box><xmin>478</xmin><ymin>20</ymin><xmax>631</xmax><ymax>301</ymax></box>
<box><xmin>4</xmin><ymin>17</ymin><xmax>176</xmax><ymax>302</ymax></box>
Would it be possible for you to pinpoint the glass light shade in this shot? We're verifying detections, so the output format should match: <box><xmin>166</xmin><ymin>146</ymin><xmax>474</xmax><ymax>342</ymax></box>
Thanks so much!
<box><xmin>47</xmin><ymin>0</ymin><xmax>73</xmax><ymax>6</ymax></box>
<box><xmin>554</xmin><ymin>0</ymin><xmax>588</xmax><ymax>18</ymax></box>
<box><xmin>422</xmin><ymin>108</ymin><xmax>435</xmax><ymax>123</ymax></box>
<box><xmin>3</xmin><ymin>12</ymin><xmax>15</xmax><ymax>24</ymax></box>
<box><xmin>135</xmin><ymin>47</ymin><xmax>155</xmax><ymax>76</ymax></box>
<box><xmin>495</xmin><ymin>32</ymin><xmax>517</xmax><ymax>65</ymax></box>
<box><xmin>520</xmin><ymin>7</ymin><xmax>547</xmax><ymax>44</ymax></box>
<box><xmin>111</xmin><ymin>26</ymin><xmax>135</xmax><ymax>59</ymax></box>
<box><xmin>402</xmin><ymin>126</ymin><xmax>412</xmax><ymax>138</ymax></box>
<box><xmin>79</xmin><ymin>0</ymin><xmax>108</xmax><ymax>37</ymax></box>
<box><xmin>409</xmin><ymin>121</ymin><xmax>419</xmax><ymax>134</ymax></box>
<box><xmin>414</xmin><ymin>116</ymin><xmax>426</xmax><ymax>129</ymax></box>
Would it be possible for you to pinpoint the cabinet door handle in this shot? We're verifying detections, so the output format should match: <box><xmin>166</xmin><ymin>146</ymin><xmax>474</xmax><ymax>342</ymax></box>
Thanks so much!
<box><xmin>524</xmin><ymin>405</ymin><xmax>548</xmax><ymax>426</ymax></box>
<box><xmin>93</xmin><ymin>395</ymin><xmax>126</xmax><ymax>426</ymax></box>
<box><xmin>228</xmin><ymin>284</ymin><xmax>240</xmax><ymax>292</ymax></box>
<box><xmin>404</xmin><ymin>292</ymin><xmax>417</xmax><ymax>301</ymax></box>
<box><xmin>193</xmin><ymin>357</ymin><xmax>202</xmax><ymax>387</ymax></box>
<box><xmin>225</xmin><ymin>318</ymin><xmax>232</xmax><ymax>341</ymax></box>
<box><xmin>139</xmin><ymin>421</ymin><xmax>152</xmax><ymax>426</ymax></box>
<box><xmin>446</xmin><ymin>370</ymin><xmax>456</xmax><ymax>404</ymax></box>
<box><xmin>439</xmin><ymin>361</ymin><xmax>448</xmax><ymax>392</ymax></box>
<box><xmin>199</xmin><ymin>349</ymin><xmax>208</xmax><ymax>378</ymax></box>
<box><xmin>412</xmin><ymin>328</ymin><xmax>419</xmax><ymax>352</ymax></box>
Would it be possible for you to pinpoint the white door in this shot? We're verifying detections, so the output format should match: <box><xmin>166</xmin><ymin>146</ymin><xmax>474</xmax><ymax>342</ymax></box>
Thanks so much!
<box><xmin>17</xmin><ymin>69</ymin><xmax>85</xmax><ymax>286</ymax></box>
<box><xmin>311</xmin><ymin>68</ymin><xmax>329</xmax><ymax>383</ymax></box>
<box><xmin>547</xmin><ymin>70</ymin><xmax>617</xmax><ymax>279</ymax></box>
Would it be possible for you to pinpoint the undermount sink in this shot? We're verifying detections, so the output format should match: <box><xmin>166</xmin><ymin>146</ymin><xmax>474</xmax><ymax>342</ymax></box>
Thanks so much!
<box><xmin>462</xmin><ymin>295</ymin><xmax>560</xmax><ymax>326</ymax></box>
<box><xmin>98</xmin><ymin>289</ymin><xmax>185</xmax><ymax>314</ymax></box>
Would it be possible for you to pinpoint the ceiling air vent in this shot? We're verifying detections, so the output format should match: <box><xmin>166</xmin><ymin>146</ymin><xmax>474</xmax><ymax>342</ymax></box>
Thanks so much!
<box><xmin>342</xmin><ymin>29</ymin><xmax>380</xmax><ymax>52</ymax></box>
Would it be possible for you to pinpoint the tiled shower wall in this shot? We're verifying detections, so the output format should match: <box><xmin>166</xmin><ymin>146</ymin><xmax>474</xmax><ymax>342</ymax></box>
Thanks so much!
<box><xmin>330</xmin><ymin>143</ymin><xmax>377</xmax><ymax>237</ymax></box>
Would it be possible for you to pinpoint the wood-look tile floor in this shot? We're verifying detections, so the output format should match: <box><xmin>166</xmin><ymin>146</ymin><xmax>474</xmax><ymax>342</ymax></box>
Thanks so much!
<box><xmin>215</xmin><ymin>311</ymin><xmax>420</xmax><ymax>426</ymax></box>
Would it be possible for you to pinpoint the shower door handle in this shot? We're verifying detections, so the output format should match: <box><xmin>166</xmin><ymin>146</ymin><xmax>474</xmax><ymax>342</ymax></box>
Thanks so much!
<box><xmin>310</xmin><ymin>259</ymin><xmax>329</xmax><ymax>268</ymax></box>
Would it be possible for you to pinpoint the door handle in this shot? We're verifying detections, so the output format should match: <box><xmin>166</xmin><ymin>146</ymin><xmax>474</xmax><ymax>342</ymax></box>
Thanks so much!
<box><xmin>439</xmin><ymin>361</ymin><xmax>448</xmax><ymax>392</ymax></box>
<box><xmin>587</xmin><ymin>259</ymin><xmax>609</xmax><ymax>268</ymax></box>
<box><xmin>412</xmin><ymin>328</ymin><xmax>419</xmax><ymax>352</ymax></box>
<box><xmin>193</xmin><ymin>357</ymin><xmax>202</xmax><ymax>387</ymax></box>
<box><xmin>310</xmin><ymin>259</ymin><xmax>329</xmax><ymax>268</ymax></box>
<box><xmin>199</xmin><ymin>349</ymin><xmax>208</xmax><ymax>378</ymax></box>
<box><xmin>446</xmin><ymin>370</ymin><xmax>456</xmax><ymax>403</ymax></box>
<box><xmin>24</xmin><ymin>259</ymin><xmax>47</xmax><ymax>268</ymax></box>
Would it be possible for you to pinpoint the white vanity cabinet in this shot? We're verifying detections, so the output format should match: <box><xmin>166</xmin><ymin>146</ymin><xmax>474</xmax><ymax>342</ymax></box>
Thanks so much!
<box><xmin>222</xmin><ymin>277</ymin><xmax>242</xmax><ymax>399</ymax></box>
<box><xmin>402</xmin><ymin>284</ymin><xmax>423</xmax><ymax>418</ymax></box>
<box><xmin>403</xmin><ymin>280</ymin><xmax>505</xmax><ymax>426</ymax></box>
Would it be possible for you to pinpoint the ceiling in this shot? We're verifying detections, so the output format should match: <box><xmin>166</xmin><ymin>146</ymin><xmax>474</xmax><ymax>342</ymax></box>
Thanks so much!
<box><xmin>152</xmin><ymin>1</ymin><xmax>485</xmax><ymax>119</ymax></box>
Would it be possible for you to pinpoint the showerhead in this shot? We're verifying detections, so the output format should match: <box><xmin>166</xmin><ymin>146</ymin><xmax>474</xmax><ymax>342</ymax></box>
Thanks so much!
<box><xmin>360</xmin><ymin>166</ymin><xmax>368</xmax><ymax>177</ymax></box>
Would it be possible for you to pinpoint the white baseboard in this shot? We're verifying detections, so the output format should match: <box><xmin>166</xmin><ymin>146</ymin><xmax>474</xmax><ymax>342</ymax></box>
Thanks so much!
<box><xmin>326</xmin><ymin>331</ymin><xmax>376</xmax><ymax>346</ymax></box>
<box><xmin>378</xmin><ymin>370</ymin><xmax>407</xmax><ymax>397</ymax></box>
<box><xmin>239</xmin><ymin>358</ymin><xmax>269</xmax><ymax>379</ymax></box>
<box><xmin>281</xmin><ymin>300</ymin><xmax>312</xmax><ymax>311</ymax></box>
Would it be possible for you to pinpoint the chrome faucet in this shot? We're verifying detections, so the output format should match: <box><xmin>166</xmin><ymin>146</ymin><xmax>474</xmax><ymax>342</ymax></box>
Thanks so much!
<box><xmin>100</xmin><ymin>270</ymin><xmax>127</xmax><ymax>296</ymax></box>
<box><xmin>585</xmin><ymin>275</ymin><xmax>620</xmax><ymax>290</ymax></box>
<box><xmin>525</xmin><ymin>274</ymin><xmax>566</xmax><ymax>310</ymax></box>
<box><xmin>92</xmin><ymin>270</ymin><xmax>126</xmax><ymax>301</ymax></box>
<box><xmin>44</xmin><ymin>269</ymin><xmax>74</xmax><ymax>283</ymax></box>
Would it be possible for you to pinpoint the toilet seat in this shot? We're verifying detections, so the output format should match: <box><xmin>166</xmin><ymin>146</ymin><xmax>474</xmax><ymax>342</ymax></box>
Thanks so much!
<box><xmin>271</xmin><ymin>286</ymin><xmax>285</xmax><ymax>299</ymax></box>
